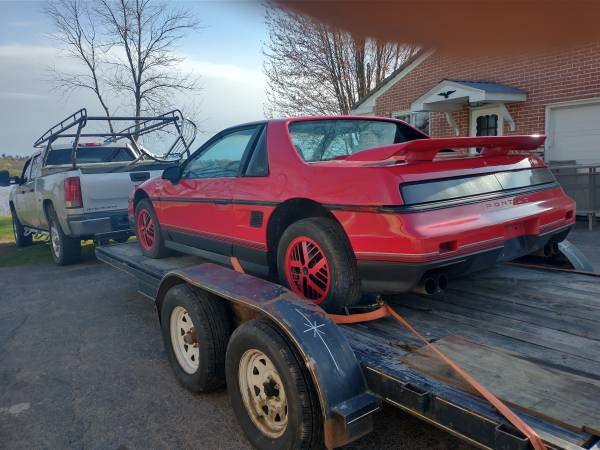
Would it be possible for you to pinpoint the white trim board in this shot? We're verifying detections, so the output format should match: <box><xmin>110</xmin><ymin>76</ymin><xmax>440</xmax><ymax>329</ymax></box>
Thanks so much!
<box><xmin>351</xmin><ymin>50</ymin><xmax>434</xmax><ymax>115</ymax></box>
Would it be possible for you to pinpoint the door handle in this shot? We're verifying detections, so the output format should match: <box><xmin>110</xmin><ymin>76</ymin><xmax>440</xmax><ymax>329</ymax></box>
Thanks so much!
<box><xmin>130</xmin><ymin>172</ymin><xmax>150</xmax><ymax>182</ymax></box>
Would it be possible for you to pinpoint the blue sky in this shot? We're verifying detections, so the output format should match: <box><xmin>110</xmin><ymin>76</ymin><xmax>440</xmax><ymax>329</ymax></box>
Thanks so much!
<box><xmin>0</xmin><ymin>1</ymin><xmax>269</xmax><ymax>156</ymax></box>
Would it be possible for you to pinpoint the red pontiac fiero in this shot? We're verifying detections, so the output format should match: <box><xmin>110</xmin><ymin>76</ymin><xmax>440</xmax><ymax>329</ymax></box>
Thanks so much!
<box><xmin>130</xmin><ymin>117</ymin><xmax>575</xmax><ymax>312</ymax></box>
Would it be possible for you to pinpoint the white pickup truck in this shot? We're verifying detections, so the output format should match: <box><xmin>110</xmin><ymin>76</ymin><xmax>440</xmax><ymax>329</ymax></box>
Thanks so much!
<box><xmin>9</xmin><ymin>109</ymin><xmax>195</xmax><ymax>265</ymax></box>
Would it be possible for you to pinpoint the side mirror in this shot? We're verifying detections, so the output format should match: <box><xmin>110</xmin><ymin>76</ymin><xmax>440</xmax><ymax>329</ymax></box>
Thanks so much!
<box><xmin>14</xmin><ymin>176</ymin><xmax>25</xmax><ymax>186</ymax></box>
<box><xmin>0</xmin><ymin>170</ymin><xmax>9</xmax><ymax>186</ymax></box>
<box><xmin>161</xmin><ymin>165</ymin><xmax>182</xmax><ymax>184</ymax></box>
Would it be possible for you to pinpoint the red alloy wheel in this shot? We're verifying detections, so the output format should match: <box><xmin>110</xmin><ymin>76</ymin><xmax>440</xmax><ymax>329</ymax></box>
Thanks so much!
<box><xmin>284</xmin><ymin>236</ymin><xmax>331</xmax><ymax>304</ymax></box>
<box><xmin>137</xmin><ymin>208</ymin><xmax>155</xmax><ymax>250</ymax></box>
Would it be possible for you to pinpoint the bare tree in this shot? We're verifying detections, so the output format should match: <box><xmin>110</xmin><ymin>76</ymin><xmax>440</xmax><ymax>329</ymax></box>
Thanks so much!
<box><xmin>45</xmin><ymin>0</ymin><xmax>200</xmax><ymax>131</ymax></box>
<box><xmin>95</xmin><ymin>0</ymin><xmax>200</xmax><ymax>121</ymax></box>
<box><xmin>45</xmin><ymin>0</ymin><xmax>115</xmax><ymax>131</ymax></box>
<box><xmin>264</xmin><ymin>9</ymin><xmax>417</xmax><ymax>117</ymax></box>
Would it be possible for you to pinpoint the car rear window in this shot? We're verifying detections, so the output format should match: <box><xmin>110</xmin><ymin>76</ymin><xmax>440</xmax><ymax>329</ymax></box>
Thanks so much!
<box><xmin>46</xmin><ymin>146</ymin><xmax>135</xmax><ymax>165</ymax></box>
<box><xmin>288</xmin><ymin>119</ymin><xmax>425</xmax><ymax>162</ymax></box>
<box><xmin>400</xmin><ymin>168</ymin><xmax>556</xmax><ymax>206</ymax></box>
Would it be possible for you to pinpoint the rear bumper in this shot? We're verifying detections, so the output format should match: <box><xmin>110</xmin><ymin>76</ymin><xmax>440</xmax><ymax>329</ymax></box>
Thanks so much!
<box><xmin>358</xmin><ymin>225</ymin><xmax>571</xmax><ymax>293</ymax></box>
<box><xmin>67</xmin><ymin>209</ymin><xmax>131</xmax><ymax>238</ymax></box>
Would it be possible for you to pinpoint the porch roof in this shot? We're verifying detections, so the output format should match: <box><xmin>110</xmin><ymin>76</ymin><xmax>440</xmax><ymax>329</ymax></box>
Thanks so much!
<box><xmin>410</xmin><ymin>79</ymin><xmax>527</xmax><ymax>112</ymax></box>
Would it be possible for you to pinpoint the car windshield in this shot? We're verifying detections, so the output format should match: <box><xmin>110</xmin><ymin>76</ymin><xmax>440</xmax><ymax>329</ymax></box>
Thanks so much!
<box><xmin>46</xmin><ymin>146</ymin><xmax>135</xmax><ymax>165</ymax></box>
<box><xmin>288</xmin><ymin>119</ymin><xmax>426</xmax><ymax>162</ymax></box>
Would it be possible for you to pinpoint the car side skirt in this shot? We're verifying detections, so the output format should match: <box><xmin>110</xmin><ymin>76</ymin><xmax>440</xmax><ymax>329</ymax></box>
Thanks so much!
<box><xmin>162</xmin><ymin>226</ymin><xmax>271</xmax><ymax>277</ymax></box>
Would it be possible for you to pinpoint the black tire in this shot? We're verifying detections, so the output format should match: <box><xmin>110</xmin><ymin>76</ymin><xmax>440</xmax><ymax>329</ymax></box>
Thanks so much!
<box><xmin>135</xmin><ymin>198</ymin><xmax>171</xmax><ymax>258</ymax></box>
<box><xmin>11</xmin><ymin>207</ymin><xmax>32</xmax><ymax>248</ymax></box>
<box><xmin>277</xmin><ymin>217</ymin><xmax>361</xmax><ymax>313</ymax></box>
<box><xmin>225</xmin><ymin>319</ymin><xmax>323</xmax><ymax>450</ymax></box>
<box><xmin>47</xmin><ymin>204</ymin><xmax>81</xmax><ymax>265</ymax></box>
<box><xmin>160</xmin><ymin>284</ymin><xmax>231</xmax><ymax>392</ymax></box>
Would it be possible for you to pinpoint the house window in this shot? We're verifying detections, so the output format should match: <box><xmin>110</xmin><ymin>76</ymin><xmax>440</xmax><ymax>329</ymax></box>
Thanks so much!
<box><xmin>395</xmin><ymin>111</ymin><xmax>430</xmax><ymax>135</ymax></box>
<box><xmin>476</xmin><ymin>114</ymin><xmax>498</xmax><ymax>136</ymax></box>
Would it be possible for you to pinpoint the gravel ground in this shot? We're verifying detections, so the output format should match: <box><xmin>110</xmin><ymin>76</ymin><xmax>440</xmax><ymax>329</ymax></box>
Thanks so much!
<box><xmin>0</xmin><ymin>186</ymin><xmax>11</xmax><ymax>216</ymax></box>
<box><xmin>0</xmin><ymin>259</ymin><xmax>472</xmax><ymax>450</ymax></box>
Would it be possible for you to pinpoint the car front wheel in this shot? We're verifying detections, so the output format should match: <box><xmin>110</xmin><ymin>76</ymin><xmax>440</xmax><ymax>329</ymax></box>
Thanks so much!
<box><xmin>11</xmin><ymin>208</ymin><xmax>32</xmax><ymax>248</ymax></box>
<box><xmin>135</xmin><ymin>198</ymin><xmax>171</xmax><ymax>258</ymax></box>
<box><xmin>277</xmin><ymin>217</ymin><xmax>362</xmax><ymax>313</ymax></box>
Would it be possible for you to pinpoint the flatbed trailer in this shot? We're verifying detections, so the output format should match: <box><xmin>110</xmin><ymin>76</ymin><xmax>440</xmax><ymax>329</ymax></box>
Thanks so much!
<box><xmin>96</xmin><ymin>243</ymin><xmax>600</xmax><ymax>450</ymax></box>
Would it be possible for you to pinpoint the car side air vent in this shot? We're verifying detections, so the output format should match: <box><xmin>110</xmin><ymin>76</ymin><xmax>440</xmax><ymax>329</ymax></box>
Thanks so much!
<box><xmin>250</xmin><ymin>211</ymin><xmax>263</xmax><ymax>228</ymax></box>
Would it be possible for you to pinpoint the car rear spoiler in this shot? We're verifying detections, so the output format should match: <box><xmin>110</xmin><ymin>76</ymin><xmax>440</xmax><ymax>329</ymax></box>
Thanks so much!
<box><xmin>345</xmin><ymin>135</ymin><xmax>546</xmax><ymax>163</ymax></box>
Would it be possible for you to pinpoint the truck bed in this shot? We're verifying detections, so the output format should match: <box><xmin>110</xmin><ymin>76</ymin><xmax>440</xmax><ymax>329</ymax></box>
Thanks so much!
<box><xmin>97</xmin><ymin>243</ymin><xmax>600</xmax><ymax>450</ymax></box>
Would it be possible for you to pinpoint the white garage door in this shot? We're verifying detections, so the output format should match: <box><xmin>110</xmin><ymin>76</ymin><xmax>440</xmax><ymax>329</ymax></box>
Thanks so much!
<box><xmin>546</xmin><ymin>101</ymin><xmax>600</xmax><ymax>165</ymax></box>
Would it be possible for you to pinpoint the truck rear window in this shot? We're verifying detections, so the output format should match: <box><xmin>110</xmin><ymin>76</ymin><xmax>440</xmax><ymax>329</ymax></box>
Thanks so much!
<box><xmin>46</xmin><ymin>147</ymin><xmax>134</xmax><ymax>165</ymax></box>
<box><xmin>288</xmin><ymin>119</ymin><xmax>425</xmax><ymax>162</ymax></box>
<box><xmin>400</xmin><ymin>168</ymin><xmax>556</xmax><ymax>206</ymax></box>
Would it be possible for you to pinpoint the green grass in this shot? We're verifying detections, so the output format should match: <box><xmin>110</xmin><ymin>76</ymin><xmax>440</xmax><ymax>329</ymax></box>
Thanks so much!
<box><xmin>0</xmin><ymin>215</ymin><xmax>14</xmax><ymax>242</ymax></box>
<box><xmin>0</xmin><ymin>215</ymin><xmax>94</xmax><ymax>267</ymax></box>
<box><xmin>0</xmin><ymin>157</ymin><xmax>26</xmax><ymax>176</ymax></box>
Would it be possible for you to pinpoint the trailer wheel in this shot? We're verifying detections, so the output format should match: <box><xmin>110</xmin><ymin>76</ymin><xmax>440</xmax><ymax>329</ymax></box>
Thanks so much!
<box><xmin>135</xmin><ymin>198</ymin><xmax>171</xmax><ymax>258</ymax></box>
<box><xmin>160</xmin><ymin>284</ymin><xmax>231</xmax><ymax>392</ymax></box>
<box><xmin>226</xmin><ymin>319</ymin><xmax>323</xmax><ymax>450</ymax></box>
<box><xmin>11</xmin><ymin>208</ymin><xmax>32</xmax><ymax>248</ymax></box>
<box><xmin>47</xmin><ymin>204</ymin><xmax>81</xmax><ymax>265</ymax></box>
<box><xmin>277</xmin><ymin>217</ymin><xmax>361</xmax><ymax>313</ymax></box>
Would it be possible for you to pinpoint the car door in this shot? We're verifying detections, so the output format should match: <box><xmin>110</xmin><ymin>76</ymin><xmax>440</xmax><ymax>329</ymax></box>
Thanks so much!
<box><xmin>157</xmin><ymin>125</ymin><xmax>261</xmax><ymax>257</ymax></box>
<box><xmin>227</xmin><ymin>126</ymin><xmax>275</xmax><ymax>267</ymax></box>
<box><xmin>13</xmin><ymin>157</ymin><xmax>36</xmax><ymax>227</ymax></box>
<box><xmin>25</xmin><ymin>154</ymin><xmax>44</xmax><ymax>228</ymax></box>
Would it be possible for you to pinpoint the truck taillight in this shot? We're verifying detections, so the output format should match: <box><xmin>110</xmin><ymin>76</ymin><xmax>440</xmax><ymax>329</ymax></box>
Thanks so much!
<box><xmin>64</xmin><ymin>176</ymin><xmax>83</xmax><ymax>208</ymax></box>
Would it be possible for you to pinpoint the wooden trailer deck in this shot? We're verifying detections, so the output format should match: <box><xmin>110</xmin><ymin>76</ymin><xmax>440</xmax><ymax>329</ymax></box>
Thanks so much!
<box><xmin>97</xmin><ymin>243</ymin><xmax>600</xmax><ymax>450</ymax></box>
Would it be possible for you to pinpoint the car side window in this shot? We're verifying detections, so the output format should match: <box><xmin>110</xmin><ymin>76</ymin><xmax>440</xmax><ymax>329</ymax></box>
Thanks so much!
<box><xmin>29</xmin><ymin>155</ymin><xmax>42</xmax><ymax>180</ymax></box>
<box><xmin>21</xmin><ymin>158</ymin><xmax>32</xmax><ymax>183</ymax></box>
<box><xmin>244</xmin><ymin>127</ymin><xmax>269</xmax><ymax>177</ymax></box>
<box><xmin>182</xmin><ymin>127</ymin><xmax>258</xmax><ymax>179</ymax></box>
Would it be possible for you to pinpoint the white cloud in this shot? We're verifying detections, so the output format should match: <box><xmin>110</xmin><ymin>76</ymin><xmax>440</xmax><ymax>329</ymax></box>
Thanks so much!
<box><xmin>7</xmin><ymin>20</ymin><xmax>36</xmax><ymax>28</ymax></box>
<box><xmin>0</xmin><ymin>91</ymin><xmax>48</xmax><ymax>100</ymax></box>
<box><xmin>0</xmin><ymin>43</ymin><xmax>267</xmax><ymax>155</ymax></box>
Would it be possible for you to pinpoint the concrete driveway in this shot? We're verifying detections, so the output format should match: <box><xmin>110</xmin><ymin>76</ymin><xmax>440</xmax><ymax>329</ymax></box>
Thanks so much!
<box><xmin>0</xmin><ymin>259</ymin><xmax>471</xmax><ymax>450</ymax></box>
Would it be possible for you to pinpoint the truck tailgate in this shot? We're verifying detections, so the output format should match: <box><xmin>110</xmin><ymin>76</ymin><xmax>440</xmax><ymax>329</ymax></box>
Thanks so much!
<box><xmin>79</xmin><ymin>165</ymin><xmax>165</xmax><ymax>213</ymax></box>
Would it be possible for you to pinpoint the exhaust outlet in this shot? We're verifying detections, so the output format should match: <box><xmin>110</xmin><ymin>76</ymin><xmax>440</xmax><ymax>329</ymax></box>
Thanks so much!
<box><xmin>543</xmin><ymin>242</ymin><xmax>560</xmax><ymax>258</ymax></box>
<box><xmin>414</xmin><ymin>277</ymin><xmax>438</xmax><ymax>295</ymax></box>
<box><xmin>437</xmin><ymin>274</ymin><xmax>448</xmax><ymax>292</ymax></box>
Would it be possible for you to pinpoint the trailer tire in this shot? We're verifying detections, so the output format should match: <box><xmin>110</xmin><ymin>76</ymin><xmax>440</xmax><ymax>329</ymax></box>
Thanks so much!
<box><xmin>11</xmin><ymin>208</ymin><xmax>32</xmax><ymax>248</ymax></box>
<box><xmin>160</xmin><ymin>284</ymin><xmax>231</xmax><ymax>392</ymax></box>
<box><xmin>225</xmin><ymin>319</ymin><xmax>323</xmax><ymax>450</ymax></box>
<box><xmin>47</xmin><ymin>204</ymin><xmax>81</xmax><ymax>265</ymax></box>
<box><xmin>277</xmin><ymin>217</ymin><xmax>361</xmax><ymax>314</ymax></box>
<box><xmin>135</xmin><ymin>198</ymin><xmax>171</xmax><ymax>258</ymax></box>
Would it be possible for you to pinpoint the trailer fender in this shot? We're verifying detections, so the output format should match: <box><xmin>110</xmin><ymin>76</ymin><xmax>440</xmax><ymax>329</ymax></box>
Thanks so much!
<box><xmin>558</xmin><ymin>239</ymin><xmax>596</xmax><ymax>272</ymax></box>
<box><xmin>155</xmin><ymin>263</ymin><xmax>380</xmax><ymax>449</ymax></box>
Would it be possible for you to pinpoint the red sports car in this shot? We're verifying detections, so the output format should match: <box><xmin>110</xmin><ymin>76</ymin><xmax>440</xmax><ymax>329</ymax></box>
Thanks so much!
<box><xmin>130</xmin><ymin>117</ymin><xmax>575</xmax><ymax>312</ymax></box>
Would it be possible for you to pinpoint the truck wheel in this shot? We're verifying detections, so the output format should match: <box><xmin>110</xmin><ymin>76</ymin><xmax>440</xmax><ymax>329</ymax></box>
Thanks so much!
<box><xmin>226</xmin><ymin>319</ymin><xmax>323</xmax><ymax>450</ymax></box>
<box><xmin>135</xmin><ymin>198</ymin><xmax>171</xmax><ymax>258</ymax></box>
<box><xmin>160</xmin><ymin>284</ymin><xmax>231</xmax><ymax>392</ymax></box>
<box><xmin>277</xmin><ymin>217</ymin><xmax>361</xmax><ymax>313</ymax></box>
<box><xmin>47</xmin><ymin>205</ymin><xmax>81</xmax><ymax>265</ymax></box>
<box><xmin>11</xmin><ymin>208</ymin><xmax>32</xmax><ymax>248</ymax></box>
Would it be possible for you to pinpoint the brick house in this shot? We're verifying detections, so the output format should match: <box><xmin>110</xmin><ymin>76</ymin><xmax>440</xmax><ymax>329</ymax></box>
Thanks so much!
<box><xmin>352</xmin><ymin>43</ymin><xmax>600</xmax><ymax>165</ymax></box>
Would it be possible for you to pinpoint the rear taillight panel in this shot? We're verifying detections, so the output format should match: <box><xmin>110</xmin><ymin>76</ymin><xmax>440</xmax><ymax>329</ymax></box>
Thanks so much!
<box><xmin>64</xmin><ymin>176</ymin><xmax>83</xmax><ymax>208</ymax></box>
